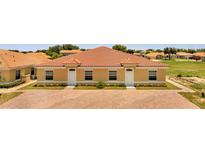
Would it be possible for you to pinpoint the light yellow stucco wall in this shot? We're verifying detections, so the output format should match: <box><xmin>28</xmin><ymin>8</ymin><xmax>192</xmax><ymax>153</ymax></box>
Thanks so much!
<box><xmin>9</xmin><ymin>69</ymin><xmax>16</xmax><ymax>81</ymax></box>
<box><xmin>37</xmin><ymin>68</ymin><xmax>68</xmax><ymax>81</ymax></box>
<box><xmin>36</xmin><ymin>67</ymin><xmax>167</xmax><ymax>83</ymax></box>
<box><xmin>93</xmin><ymin>69</ymin><xmax>108</xmax><ymax>81</ymax></box>
<box><xmin>36</xmin><ymin>68</ymin><xmax>45</xmax><ymax>81</ymax></box>
<box><xmin>157</xmin><ymin>69</ymin><xmax>166</xmax><ymax>81</ymax></box>
<box><xmin>76</xmin><ymin>68</ymin><xmax>125</xmax><ymax>81</ymax></box>
<box><xmin>135</xmin><ymin>68</ymin><xmax>166</xmax><ymax>82</ymax></box>
<box><xmin>21</xmin><ymin>67</ymin><xmax>31</xmax><ymax>76</ymax></box>
<box><xmin>0</xmin><ymin>70</ymin><xmax>11</xmax><ymax>82</ymax></box>
<box><xmin>76</xmin><ymin>68</ymin><xmax>84</xmax><ymax>81</ymax></box>
<box><xmin>117</xmin><ymin>68</ymin><xmax>125</xmax><ymax>81</ymax></box>
<box><xmin>54</xmin><ymin>69</ymin><xmax>68</xmax><ymax>81</ymax></box>
<box><xmin>135</xmin><ymin>69</ymin><xmax>148</xmax><ymax>81</ymax></box>
<box><xmin>0</xmin><ymin>67</ymin><xmax>32</xmax><ymax>82</ymax></box>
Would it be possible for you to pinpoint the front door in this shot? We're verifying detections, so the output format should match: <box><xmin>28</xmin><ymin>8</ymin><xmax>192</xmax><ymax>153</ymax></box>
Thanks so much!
<box><xmin>68</xmin><ymin>69</ymin><xmax>76</xmax><ymax>86</ymax></box>
<box><xmin>125</xmin><ymin>68</ymin><xmax>134</xmax><ymax>86</ymax></box>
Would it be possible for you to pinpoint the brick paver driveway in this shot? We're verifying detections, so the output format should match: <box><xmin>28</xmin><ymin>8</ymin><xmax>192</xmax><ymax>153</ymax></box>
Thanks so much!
<box><xmin>0</xmin><ymin>89</ymin><xmax>198</xmax><ymax>109</ymax></box>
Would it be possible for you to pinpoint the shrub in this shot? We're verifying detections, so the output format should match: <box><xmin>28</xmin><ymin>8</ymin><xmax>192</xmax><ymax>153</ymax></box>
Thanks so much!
<box><xmin>106</xmin><ymin>83</ymin><xmax>126</xmax><ymax>87</ymax></box>
<box><xmin>96</xmin><ymin>82</ymin><xmax>106</xmax><ymax>89</ymax></box>
<box><xmin>36</xmin><ymin>83</ymin><xmax>67</xmax><ymax>87</ymax></box>
<box><xmin>136</xmin><ymin>83</ymin><xmax>167</xmax><ymax>87</ymax></box>
<box><xmin>0</xmin><ymin>80</ymin><xmax>25</xmax><ymax>88</ymax></box>
<box><xmin>202</xmin><ymin>92</ymin><xmax>205</xmax><ymax>98</ymax></box>
<box><xmin>191</xmin><ymin>83</ymin><xmax>205</xmax><ymax>90</ymax></box>
<box><xmin>177</xmin><ymin>74</ymin><xmax>182</xmax><ymax>78</ymax></box>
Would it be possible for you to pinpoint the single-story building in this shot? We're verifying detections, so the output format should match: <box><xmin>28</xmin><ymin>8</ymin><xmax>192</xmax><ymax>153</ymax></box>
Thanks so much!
<box><xmin>146</xmin><ymin>52</ymin><xmax>165</xmax><ymax>59</ymax></box>
<box><xmin>176</xmin><ymin>52</ymin><xmax>193</xmax><ymax>59</ymax></box>
<box><xmin>36</xmin><ymin>46</ymin><xmax>168</xmax><ymax>86</ymax></box>
<box><xmin>193</xmin><ymin>52</ymin><xmax>205</xmax><ymax>61</ymax></box>
<box><xmin>0</xmin><ymin>50</ymin><xmax>51</xmax><ymax>87</ymax></box>
<box><xmin>60</xmin><ymin>50</ymin><xmax>82</xmax><ymax>56</ymax></box>
<box><xmin>26</xmin><ymin>52</ymin><xmax>51</xmax><ymax>61</ymax></box>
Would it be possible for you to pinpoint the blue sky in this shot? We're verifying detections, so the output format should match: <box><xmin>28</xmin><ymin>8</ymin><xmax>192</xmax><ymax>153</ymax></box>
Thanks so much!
<box><xmin>1</xmin><ymin>44</ymin><xmax>205</xmax><ymax>51</ymax></box>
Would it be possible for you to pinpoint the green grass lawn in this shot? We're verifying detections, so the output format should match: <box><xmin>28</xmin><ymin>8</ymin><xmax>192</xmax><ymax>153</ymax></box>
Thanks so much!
<box><xmin>74</xmin><ymin>85</ymin><xmax>126</xmax><ymax>90</ymax></box>
<box><xmin>179</xmin><ymin>92</ymin><xmax>205</xmax><ymax>109</ymax></box>
<box><xmin>136</xmin><ymin>82</ymin><xmax>180</xmax><ymax>90</ymax></box>
<box><xmin>170</xmin><ymin>77</ymin><xmax>205</xmax><ymax>92</ymax></box>
<box><xmin>19</xmin><ymin>83</ymin><xmax>66</xmax><ymax>90</ymax></box>
<box><xmin>173</xmin><ymin>58</ymin><xmax>195</xmax><ymax>62</ymax></box>
<box><xmin>162</xmin><ymin>60</ymin><xmax>205</xmax><ymax>78</ymax></box>
<box><xmin>0</xmin><ymin>92</ymin><xmax>23</xmax><ymax>105</ymax></box>
<box><xmin>191</xmin><ymin>83</ymin><xmax>205</xmax><ymax>91</ymax></box>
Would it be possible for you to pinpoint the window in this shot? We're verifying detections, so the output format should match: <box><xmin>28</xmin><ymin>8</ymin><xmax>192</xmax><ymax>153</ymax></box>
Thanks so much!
<box><xmin>149</xmin><ymin>70</ymin><xmax>157</xmax><ymax>80</ymax></box>
<box><xmin>109</xmin><ymin>71</ymin><xmax>117</xmax><ymax>80</ymax></box>
<box><xmin>31</xmin><ymin>68</ymin><xmax>35</xmax><ymax>75</ymax></box>
<box><xmin>16</xmin><ymin>70</ymin><xmax>21</xmax><ymax>80</ymax></box>
<box><xmin>126</xmin><ymin>69</ymin><xmax>133</xmax><ymax>71</ymax></box>
<box><xmin>85</xmin><ymin>71</ymin><xmax>93</xmax><ymax>80</ymax></box>
<box><xmin>45</xmin><ymin>71</ymin><xmax>53</xmax><ymax>80</ymax></box>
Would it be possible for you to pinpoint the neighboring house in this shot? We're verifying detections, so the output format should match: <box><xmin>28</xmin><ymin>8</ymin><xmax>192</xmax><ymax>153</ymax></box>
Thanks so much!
<box><xmin>176</xmin><ymin>52</ymin><xmax>193</xmax><ymax>59</ymax></box>
<box><xmin>36</xmin><ymin>46</ymin><xmax>167</xmax><ymax>86</ymax></box>
<box><xmin>0</xmin><ymin>50</ymin><xmax>51</xmax><ymax>86</ymax></box>
<box><xmin>133</xmin><ymin>52</ymin><xmax>145</xmax><ymax>57</ymax></box>
<box><xmin>26</xmin><ymin>52</ymin><xmax>51</xmax><ymax>79</ymax></box>
<box><xmin>146</xmin><ymin>52</ymin><xmax>165</xmax><ymax>59</ymax></box>
<box><xmin>60</xmin><ymin>50</ymin><xmax>82</xmax><ymax>56</ymax></box>
<box><xmin>26</xmin><ymin>52</ymin><xmax>51</xmax><ymax>62</ymax></box>
<box><xmin>193</xmin><ymin>52</ymin><xmax>205</xmax><ymax>61</ymax></box>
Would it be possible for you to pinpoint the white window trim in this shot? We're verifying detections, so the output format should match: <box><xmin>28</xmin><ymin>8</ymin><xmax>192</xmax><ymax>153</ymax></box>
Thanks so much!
<box><xmin>45</xmin><ymin>70</ymin><xmax>54</xmax><ymax>81</ymax></box>
<box><xmin>108</xmin><ymin>70</ymin><xmax>117</xmax><ymax>81</ymax></box>
<box><xmin>148</xmin><ymin>70</ymin><xmax>157</xmax><ymax>81</ymax></box>
<box><xmin>84</xmin><ymin>70</ymin><xmax>93</xmax><ymax>81</ymax></box>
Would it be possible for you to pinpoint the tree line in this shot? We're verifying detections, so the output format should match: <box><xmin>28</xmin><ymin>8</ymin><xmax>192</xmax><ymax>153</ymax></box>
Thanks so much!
<box><xmin>38</xmin><ymin>44</ymin><xmax>80</xmax><ymax>59</ymax></box>
<box><xmin>112</xmin><ymin>44</ymin><xmax>205</xmax><ymax>54</ymax></box>
<box><xmin>8</xmin><ymin>44</ymin><xmax>205</xmax><ymax>59</ymax></box>
<box><xmin>8</xmin><ymin>44</ymin><xmax>81</xmax><ymax>59</ymax></box>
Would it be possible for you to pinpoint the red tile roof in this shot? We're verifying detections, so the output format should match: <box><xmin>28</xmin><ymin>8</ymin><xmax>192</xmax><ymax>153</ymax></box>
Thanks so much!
<box><xmin>62</xmin><ymin>58</ymin><xmax>81</xmax><ymax>65</ymax></box>
<box><xmin>0</xmin><ymin>50</ymin><xmax>51</xmax><ymax>69</ymax></box>
<box><xmin>38</xmin><ymin>46</ymin><xmax>167</xmax><ymax>67</ymax></box>
<box><xmin>193</xmin><ymin>52</ymin><xmax>205</xmax><ymax>57</ymax></box>
<box><xmin>26</xmin><ymin>52</ymin><xmax>51</xmax><ymax>62</ymax></box>
<box><xmin>120</xmin><ymin>58</ymin><xmax>139</xmax><ymax>65</ymax></box>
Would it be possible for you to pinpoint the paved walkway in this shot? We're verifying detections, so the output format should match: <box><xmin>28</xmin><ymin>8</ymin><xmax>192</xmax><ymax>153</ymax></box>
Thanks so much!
<box><xmin>0</xmin><ymin>79</ymin><xmax>199</xmax><ymax>109</ymax></box>
<box><xmin>0</xmin><ymin>89</ymin><xmax>199</xmax><ymax>109</ymax></box>
<box><xmin>166</xmin><ymin>78</ymin><xmax>195</xmax><ymax>92</ymax></box>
